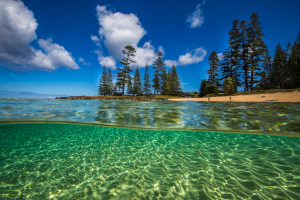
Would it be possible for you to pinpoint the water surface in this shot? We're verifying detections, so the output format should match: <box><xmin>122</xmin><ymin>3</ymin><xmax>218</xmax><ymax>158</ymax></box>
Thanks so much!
<box><xmin>1</xmin><ymin>99</ymin><xmax>300</xmax><ymax>135</ymax></box>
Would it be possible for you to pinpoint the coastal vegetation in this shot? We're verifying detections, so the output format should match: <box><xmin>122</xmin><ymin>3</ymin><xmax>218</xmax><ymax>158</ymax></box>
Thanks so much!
<box><xmin>98</xmin><ymin>47</ymin><xmax>183</xmax><ymax>97</ymax></box>
<box><xmin>199</xmin><ymin>12</ymin><xmax>300</xmax><ymax>97</ymax></box>
<box><xmin>98</xmin><ymin>12</ymin><xmax>299</xmax><ymax>99</ymax></box>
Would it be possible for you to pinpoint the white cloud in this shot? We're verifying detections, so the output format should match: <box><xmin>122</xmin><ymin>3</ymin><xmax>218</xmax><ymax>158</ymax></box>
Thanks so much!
<box><xmin>217</xmin><ymin>53</ymin><xmax>224</xmax><ymax>61</ymax></box>
<box><xmin>0</xmin><ymin>0</ymin><xmax>79</xmax><ymax>72</ymax></box>
<box><xmin>95</xmin><ymin>50</ymin><xmax>116</xmax><ymax>69</ymax></box>
<box><xmin>164</xmin><ymin>60</ymin><xmax>178</xmax><ymax>67</ymax></box>
<box><xmin>133</xmin><ymin>42</ymin><xmax>156</xmax><ymax>68</ymax></box>
<box><xmin>186</xmin><ymin>3</ymin><xmax>205</xmax><ymax>28</ymax></box>
<box><xmin>93</xmin><ymin>5</ymin><xmax>207</xmax><ymax>69</ymax></box>
<box><xmin>165</xmin><ymin>47</ymin><xmax>207</xmax><ymax>67</ymax></box>
<box><xmin>29</xmin><ymin>49</ymin><xmax>54</xmax><ymax>70</ymax></box>
<box><xmin>37</xmin><ymin>39</ymin><xmax>79</xmax><ymax>70</ymax></box>
<box><xmin>93</xmin><ymin>5</ymin><xmax>156</xmax><ymax>68</ymax></box>
<box><xmin>158</xmin><ymin>46</ymin><xmax>165</xmax><ymax>55</ymax></box>
<box><xmin>91</xmin><ymin>35</ymin><xmax>100</xmax><ymax>47</ymax></box>
<box><xmin>91</xmin><ymin>35</ymin><xmax>100</xmax><ymax>42</ymax></box>
<box><xmin>182</xmin><ymin>83</ymin><xmax>190</xmax><ymax>86</ymax></box>
<box><xmin>78</xmin><ymin>57</ymin><xmax>90</xmax><ymax>65</ymax></box>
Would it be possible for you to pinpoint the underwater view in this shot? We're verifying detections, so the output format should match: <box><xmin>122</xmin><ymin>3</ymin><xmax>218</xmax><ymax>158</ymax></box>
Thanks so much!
<box><xmin>0</xmin><ymin>99</ymin><xmax>300</xmax><ymax>199</ymax></box>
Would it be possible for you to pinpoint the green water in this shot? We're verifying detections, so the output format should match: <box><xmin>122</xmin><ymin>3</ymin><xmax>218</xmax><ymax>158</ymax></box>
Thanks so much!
<box><xmin>1</xmin><ymin>123</ymin><xmax>300</xmax><ymax>199</ymax></box>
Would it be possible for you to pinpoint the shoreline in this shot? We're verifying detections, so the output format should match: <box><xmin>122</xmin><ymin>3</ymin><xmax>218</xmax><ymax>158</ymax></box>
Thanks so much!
<box><xmin>168</xmin><ymin>91</ymin><xmax>300</xmax><ymax>102</ymax></box>
<box><xmin>55</xmin><ymin>96</ymin><xmax>165</xmax><ymax>101</ymax></box>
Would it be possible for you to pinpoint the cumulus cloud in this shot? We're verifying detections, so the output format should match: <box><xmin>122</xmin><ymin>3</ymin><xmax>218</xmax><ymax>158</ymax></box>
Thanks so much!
<box><xmin>93</xmin><ymin>5</ymin><xmax>157</xmax><ymax>68</ymax></box>
<box><xmin>91</xmin><ymin>35</ymin><xmax>100</xmax><ymax>42</ymax></box>
<box><xmin>78</xmin><ymin>57</ymin><xmax>90</xmax><ymax>66</ymax></box>
<box><xmin>165</xmin><ymin>47</ymin><xmax>207</xmax><ymax>67</ymax></box>
<box><xmin>95</xmin><ymin>50</ymin><xmax>116</xmax><ymax>69</ymax></box>
<box><xmin>0</xmin><ymin>0</ymin><xmax>79</xmax><ymax>72</ymax></box>
<box><xmin>93</xmin><ymin>5</ymin><xmax>207</xmax><ymax>69</ymax></box>
<box><xmin>133</xmin><ymin>42</ymin><xmax>157</xmax><ymax>68</ymax></box>
<box><xmin>37</xmin><ymin>39</ymin><xmax>79</xmax><ymax>69</ymax></box>
<box><xmin>91</xmin><ymin>35</ymin><xmax>101</xmax><ymax>47</ymax></box>
<box><xmin>217</xmin><ymin>53</ymin><xmax>224</xmax><ymax>61</ymax></box>
<box><xmin>165</xmin><ymin>60</ymin><xmax>178</xmax><ymax>67</ymax></box>
<box><xmin>186</xmin><ymin>2</ymin><xmax>205</xmax><ymax>28</ymax></box>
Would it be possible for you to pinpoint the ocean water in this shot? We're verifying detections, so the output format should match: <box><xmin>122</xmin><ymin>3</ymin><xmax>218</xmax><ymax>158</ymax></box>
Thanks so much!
<box><xmin>1</xmin><ymin>99</ymin><xmax>300</xmax><ymax>134</ymax></box>
<box><xmin>0</xmin><ymin>99</ymin><xmax>300</xmax><ymax>199</ymax></box>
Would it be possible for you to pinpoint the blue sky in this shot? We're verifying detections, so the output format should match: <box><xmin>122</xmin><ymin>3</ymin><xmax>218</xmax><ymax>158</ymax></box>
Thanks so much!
<box><xmin>0</xmin><ymin>0</ymin><xmax>299</xmax><ymax>98</ymax></box>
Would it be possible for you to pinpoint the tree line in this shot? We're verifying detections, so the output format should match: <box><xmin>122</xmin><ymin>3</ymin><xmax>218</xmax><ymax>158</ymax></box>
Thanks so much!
<box><xmin>200</xmin><ymin>12</ymin><xmax>300</xmax><ymax>97</ymax></box>
<box><xmin>98</xmin><ymin>46</ymin><xmax>182</xmax><ymax>97</ymax></box>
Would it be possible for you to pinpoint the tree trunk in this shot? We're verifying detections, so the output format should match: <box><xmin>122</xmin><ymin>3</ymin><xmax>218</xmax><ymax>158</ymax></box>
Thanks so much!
<box><xmin>250</xmin><ymin>70</ymin><xmax>253</xmax><ymax>91</ymax></box>
<box><xmin>244</xmin><ymin>66</ymin><xmax>248</xmax><ymax>92</ymax></box>
<box><xmin>235</xmin><ymin>64</ymin><xmax>237</xmax><ymax>92</ymax></box>
<box><xmin>250</xmin><ymin>56</ymin><xmax>254</xmax><ymax>91</ymax></box>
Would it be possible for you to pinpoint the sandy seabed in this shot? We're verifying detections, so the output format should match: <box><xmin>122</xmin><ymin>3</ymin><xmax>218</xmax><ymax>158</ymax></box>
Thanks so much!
<box><xmin>169</xmin><ymin>91</ymin><xmax>300</xmax><ymax>102</ymax></box>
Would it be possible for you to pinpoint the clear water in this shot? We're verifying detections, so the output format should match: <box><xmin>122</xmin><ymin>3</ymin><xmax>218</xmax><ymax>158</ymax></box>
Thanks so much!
<box><xmin>1</xmin><ymin>99</ymin><xmax>300</xmax><ymax>134</ymax></box>
<box><xmin>1</xmin><ymin>99</ymin><xmax>300</xmax><ymax>199</ymax></box>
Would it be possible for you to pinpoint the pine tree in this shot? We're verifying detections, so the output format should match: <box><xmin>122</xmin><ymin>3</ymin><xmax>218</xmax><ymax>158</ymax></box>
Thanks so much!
<box><xmin>170</xmin><ymin>63</ymin><xmax>182</xmax><ymax>96</ymax></box>
<box><xmin>133</xmin><ymin>67</ymin><xmax>143</xmax><ymax>96</ymax></box>
<box><xmin>286</xmin><ymin>42</ymin><xmax>292</xmax><ymax>55</ymax></box>
<box><xmin>165</xmin><ymin>69</ymin><xmax>171</xmax><ymax>95</ymax></box>
<box><xmin>117</xmin><ymin>46</ymin><xmax>136</xmax><ymax>96</ymax></box>
<box><xmin>228</xmin><ymin>20</ymin><xmax>241</xmax><ymax>91</ymax></box>
<box><xmin>199</xmin><ymin>79</ymin><xmax>209</xmax><ymax>97</ymax></box>
<box><xmin>167</xmin><ymin>69</ymin><xmax>172</xmax><ymax>94</ymax></box>
<box><xmin>107</xmin><ymin>68</ymin><xmax>114</xmax><ymax>96</ymax></box>
<box><xmin>116</xmin><ymin>82</ymin><xmax>122</xmax><ymax>94</ymax></box>
<box><xmin>98</xmin><ymin>66</ymin><xmax>108</xmax><ymax>96</ymax></box>
<box><xmin>152</xmin><ymin>51</ymin><xmax>165</xmax><ymax>97</ymax></box>
<box><xmin>152</xmin><ymin>72</ymin><xmax>160</xmax><ymax>97</ymax></box>
<box><xmin>258</xmin><ymin>47</ymin><xmax>272</xmax><ymax>89</ymax></box>
<box><xmin>297</xmin><ymin>29</ymin><xmax>300</xmax><ymax>88</ymax></box>
<box><xmin>289</xmin><ymin>43</ymin><xmax>299</xmax><ymax>88</ymax></box>
<box><xmin>289</xmin><ymin>29</ymin><xmax>300</xmax><ymax>88</ymax></box>
<box><xmin>126</xmin><ymin>80</ymin><xmax>134</xmax><ymax>95</ymax></box>
<box><xmin>239</xmin><ymin>20</ymin><xmax>250</xmax><ymax>91</ymax></box>
<box><xmin>207</xmin><ymin>51</ymin><xmax>221</xmax><ymax>88</ymax></box>
<box><xmin>246</xmin><ymin>13</ymin><xmax>267</xmax><ymax>91</ymax></box>
<box><xmin>143</xmin><ymin>63</ymin><xmax>151</xmax><ymax>96</ymax></box>
<box><xmin>161</xmin><ymin>67</ymin><xmax>171</xmax><ymax>95</ymax></box>
<box><xmin>220</xmin><ymin>48</ymin><xmax>234</xmax><ymax>80</ymax></box>
<box><xmin>272</xmin><ymin>43</ymin><xmax>287</xmax><ymax>88</ymax></box>
<box><xmin>285</xmin><ymin>42</ymin><xmax>293</xmax><ymax>88</ymax></box>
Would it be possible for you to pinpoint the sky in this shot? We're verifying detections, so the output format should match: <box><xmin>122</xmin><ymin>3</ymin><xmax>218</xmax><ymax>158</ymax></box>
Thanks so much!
<box><xmin>0</xmin><ymin>0</ymin><xmax>299</xmax><ymax>98</ymax></box>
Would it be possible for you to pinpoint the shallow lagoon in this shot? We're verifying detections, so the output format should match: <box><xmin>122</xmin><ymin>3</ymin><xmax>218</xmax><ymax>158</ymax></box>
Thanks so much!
<box><xmin>1</xmin><ymin>99</ymin><xmax>300</xmax><ymax>134</ymax></box>
<box><xmin>0</xmin><ymin>99</ymin><xmax>300</xmax><ymax>199</ymax></box>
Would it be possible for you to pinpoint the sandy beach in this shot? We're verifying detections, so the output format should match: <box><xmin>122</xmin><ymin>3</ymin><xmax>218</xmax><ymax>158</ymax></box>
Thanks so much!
<box><xmin>168</xmin><ymin>91</ymin><xmax>300</xmax><ymax>102</ymax></box>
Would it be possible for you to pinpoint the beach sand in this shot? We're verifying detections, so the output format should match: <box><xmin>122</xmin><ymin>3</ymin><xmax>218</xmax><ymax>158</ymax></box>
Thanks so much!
<box><xmin>168</xmin><ymin>91</ymin><xmax>300</xmax><ymax>102</ymax></box>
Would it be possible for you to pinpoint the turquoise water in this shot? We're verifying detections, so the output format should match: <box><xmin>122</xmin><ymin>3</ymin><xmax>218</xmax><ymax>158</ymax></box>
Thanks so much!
<box><xmin>1</xmin><ymin>123</ymin><xmax>300</xmax><ymax>199</ymax></box>
<box><xmin>1</xmin><ymin>99</ymin><xmax>300</xmax><ymax>199</ymax></box>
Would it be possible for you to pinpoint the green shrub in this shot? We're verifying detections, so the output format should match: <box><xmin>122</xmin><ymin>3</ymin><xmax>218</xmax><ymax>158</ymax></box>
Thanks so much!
<box><xmin>222</xmin><ymin>77</ymin><xmax>235</xmax><ymax>95</ymax></box>
<box><xmin>205</xmin><ymin>94</ymin><xmax>214</xmax><ymax>97</ymax></box>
